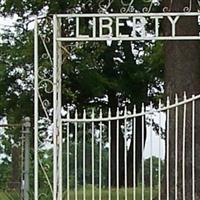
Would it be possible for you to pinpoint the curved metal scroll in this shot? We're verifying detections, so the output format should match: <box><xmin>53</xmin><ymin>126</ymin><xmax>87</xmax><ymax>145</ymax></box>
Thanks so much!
<box><xmin>97</xmin><ymin>0</ymin><xmax>200</xmax><ymax>13</ymax></box>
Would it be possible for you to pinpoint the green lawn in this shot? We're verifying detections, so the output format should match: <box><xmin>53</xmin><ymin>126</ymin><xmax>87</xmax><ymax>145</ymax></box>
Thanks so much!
<box><xmin>63</xmin><ymin>185</ymin><xmax>158</xmax><ymax>200</ymax></box>
<box><xmin>1</xmin><ymin>186</ymin><xmax>158</xmax><ymax>200</ymax></box>
<box><xmin>0</xmin><ymin>192</ymin><xmax>20</xmax><ymax>200</ymax></box>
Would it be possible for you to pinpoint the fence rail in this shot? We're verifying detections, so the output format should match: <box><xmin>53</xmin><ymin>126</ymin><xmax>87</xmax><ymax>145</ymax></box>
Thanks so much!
<box><xmin>58</xmin><ymin>94</ymin><xmax>200</xmax><ymax>200</ymax></box>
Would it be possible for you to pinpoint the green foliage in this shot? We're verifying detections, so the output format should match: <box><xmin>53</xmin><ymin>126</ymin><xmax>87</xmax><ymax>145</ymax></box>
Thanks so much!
<box><xmin>0</xmin><ymin>0</ymin><xmax>164</xmax><ymax>193</ymax></box>
<box><xmin>0</xmin><ymin>160</ymin><xmax>11</xmax><ymax>190</ymax></box>
<box><xmin>138</xmin><ymin>157</ymin><xmax>165</xmax><ymax>188</ymax></box>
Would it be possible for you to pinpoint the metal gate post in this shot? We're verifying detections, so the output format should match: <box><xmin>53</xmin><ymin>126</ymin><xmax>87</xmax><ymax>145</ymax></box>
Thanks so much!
<box><xmin>34</xmin><ymin>17</ymin><xmax>39</xmax><ymax>200</ymax></box>
<box><xmin>53</xmin><ymin>14</ymin><xmax>62</xmax><ymax>200</ymax></box>
<box><xmin>57</xmin><ymin>17</ymin><xmax>63</xmax><ymax>200</ymax></box>
<box><xmin>22</xmin><ymin>117</ymin><xmax>31</xmax><ymax>200</ymax></box>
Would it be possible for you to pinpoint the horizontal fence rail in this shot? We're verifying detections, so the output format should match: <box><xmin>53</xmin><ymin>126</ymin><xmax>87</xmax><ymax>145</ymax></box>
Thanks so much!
<box><xmin>60</xmin><ymin>94</ymin><xmax>200</xmax><ymax>200</ymax></box>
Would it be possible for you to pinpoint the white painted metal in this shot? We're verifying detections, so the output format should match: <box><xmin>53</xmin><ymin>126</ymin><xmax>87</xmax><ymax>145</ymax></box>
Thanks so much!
<box><xmin>55</xmin><ymin>13</ymin><xmax>200</xmax><ymax>42</ymax></box>
<box><xmin>58</xmin><ymin>17</ymin><xmax>63</xmax><ymax>200</ymax></box>
<box><xmin>57</xmin><ymin>36</ymin><xmax>200</xmax><ymax>42</ymax></box>
<box><xmin>34</xmin><ymin>17</ymin><xmax>39</xmax><ymax>200</ymax></box>
<box><xmin>34</xmin><ymin>10</ymin><xmax>200</xmax><ymax>200</ymax></box>
<box><xmin>56</xmin><ymin>12</ymin><xmax>200</xmax><ymax>18</ymax></box>
<box><xmin>158</xmin><ymin>100</ymin><xmax>162</xmax><ymax>200</ymax></box>
<box><xmin>124</xmin><ymin>107</ymin><xmax>128</xmax><ymax>200</ymax></box>
<box><xmin>108</xmin><ymin>109</ymin><xmax>111</xmax><ymax>200</ymax></box>
<box><xmin>116</xmin><ymin>108</ymin><xmax>120</xmax><ymax>200</ymax></box>
<box><xmin>166</xmin><ymin>97</ymin><xmax>170</xmax><ymax>200</ymax></box>
<box><xmin>175</xmin><ymin>94</ymin><xmax>178</xmax><ymax>200</ymax></box>
<box><xmin>141</xmin><ymin>103</ymin><xmax>145</xmax><ymax>200</ymax></box>
<box><xmin>53</xmin><ymin>15</ymin><xmax>58</xmax><ymax>200</ymax></box>
<box><xmin>192</xmin><ymin>96</ymin><xmax>196</xmax><ymax>200</ymax></box>
<box><xmin>62</xmin><ymin>94</ymin><xmax>200</xmax><ymax>122</ymax></box>
<box><xmin>133</xmin><ymin>105</ymin><xmax>136</xmax><ymax>200</ymax></box>
<box><xmin>182</xmin><ymin>93</ymin><xmax>187</xmax><ymax>200</ymax></box>
<box><xmin>66</xmin><ymin>109</ymin><xmax>70</xmax><ymax>200</ymax></box>
<box><xmin>99</xmin><ymin>110</ymin><xmax>102</xmax><ymax>200</ymax></box>
<box><xmin>83</xmin><ymin>110</ymin><xmax>86</xmax><ymax>200</ymax></box>
<box><xmin>91</xmin><ymin>109</ymin><xmax>95</xmax><ymax>200</ymax></box>
<box><xmin>150</xmin><ymin>102</ymin><xmax>153</xmax><ymax>200</ymax></box>
<box><xmin>60</xmin><ymin>94</ymin><xmax>200</xmax><ymax>200</ymax></box>
<box><xmin>75</xmin><ymin>110</ymin><xmax>78</xmax><ymax>200</ymax></box>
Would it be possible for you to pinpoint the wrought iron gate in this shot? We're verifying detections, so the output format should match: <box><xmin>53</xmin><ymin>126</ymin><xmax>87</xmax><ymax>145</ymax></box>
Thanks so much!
<box><xmin>34</xmin><ymin>1</ymin><xmax>200</xmax><ymax>199</ymax></box>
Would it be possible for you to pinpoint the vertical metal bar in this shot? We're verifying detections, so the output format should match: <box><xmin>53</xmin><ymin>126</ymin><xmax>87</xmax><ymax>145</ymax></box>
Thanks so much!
<box><xmin>124</xmin><ymin>107</ymin><xmax>128</xmax><ymax>200</ymax></box>
<box><xmin>53</xmin><ymin>14</ymin><xmax>58</xmax><ymax>200</ymax></box>
<box><xmin>57</xmin><ymin>17</ymin><xmax>62</xmax><ymax>200</ymax></box>
<box><xmin>175</xmin><ymin>95</ymin><xmax>178</xmax><ymax>200</ymax></box>
<box><xmin>76</xmin><ymin>17</ymin><xmax>80</xmax><ymax>38</ymax></box>
<box><xmin>34</xmin><ymin>16</ymin><xmax>39</xmax><ymax>200</ymax></box>
<box><xmin>142</xmin><ymin>103</ymin><xmax>145</xmax><ymax>200</ymax></box>
<box><xmin>83</xmin><ymin>110</ymin><xmax>86</xmax><ymax>200</ymax></box>
<box><xmin>182</xmin><ymin>93</ymin><xmax>187</xmax><ymax>200</ymax></box>
<box><xmin>116</xmin><ymin>107</ymin><xmax>120</xmax><ymax>200</ymax></box>
<box><xmin>67</xmin><ymin>110</ymin><xmax>70</xmax><ymax>200</ymax></box>
<box><xmin>58</xmin><ymin>122</ymin><xmax>62</xmax><ymax>200</ymax></box>
<box><xmin>108</xmin><ymin>108</ymin><xmax>111</xmax><ymax>200</ymax></box>
<box><xmin>150</xmin><ymin>102</ymin><xmax>153</xmax><ymax>200</ymax></box>
<box><xmin>75</xmin><ymin>110</ymin><xmax>78</xmax><ymax>200</ymax></box>
<box><xmin>192</xmin><ymin>95</ymin><xmax>195</xmax><ymax>200</ymax></box>
<box><xmin>93</xmin><ymin>17</ymin><xmax>96</xmax><ymax>38</ymax></box>
<box><xmin>158</xmin><ymin>100</ymin><xmax>162</xmax><ymax>200</ymax></box>
<box><xmin>166</xmin><ymin>97</ymin><xmax>170</xmax><ymax>200</ymax></box>
<box><xmin>21</xmin><ymin>124</ymin><xmax>24</xmax><ymax>200</ymax></box>
<box><xmin>133</xmin><ymin>105</ymin><xmax>136</xmax><ymax>200</ymax></box>
<box><xmin>99</xmin><ymin>109</ymin><xmax>102</xmax><ymax>200</ymax></box>
<box><xmin>92</xmin><ymin>109</ymin><xmax>95</xmax><ymax>200</ymax></box>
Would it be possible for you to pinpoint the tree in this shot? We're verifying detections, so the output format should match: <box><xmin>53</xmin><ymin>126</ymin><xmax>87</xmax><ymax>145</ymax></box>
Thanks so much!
<box><xmin>0</xmin><ymin>0</ymin><xmax>164</xmax><ymax>191</ymax></box>
<box><xmin>163</xmin><ymin>0</ymin><xmax>200</xmax><ymax>199</ymax></box>
<box><xmin>0</xmin><ymin>26</ymin><xmax>33</xmax><ymax>192</ymax></box>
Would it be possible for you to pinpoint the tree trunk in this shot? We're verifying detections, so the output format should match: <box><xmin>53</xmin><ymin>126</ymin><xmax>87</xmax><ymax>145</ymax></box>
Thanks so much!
<box><xmin>109</xmin><ymin>93</ymin><xmax>147</xmax><ymax>188</ymax></box>
<box><xmin>108</xmin><ymin>92</ymin><xmax>125</xmax><ymax>187</ymax></box>
<box><xmin>163</xmin><ymin>0</ymin><xmax>200</xmax><ymax>199</ymax></box>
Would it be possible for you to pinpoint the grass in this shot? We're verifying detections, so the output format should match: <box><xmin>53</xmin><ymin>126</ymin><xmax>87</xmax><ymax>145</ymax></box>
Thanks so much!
<box><xmin>63</xmin><ymin>185</ymin><xmax>158</xmax><ymax>200</ymax></box>
<box><xmin>0</xmin><ymin>186</ymin><xmax>158</xmax><ymax>200</ymax></box>
<box><xmin>0</xmin><ymin>192</ymin><xmax>20</xmax><ymax>200</ymax></box>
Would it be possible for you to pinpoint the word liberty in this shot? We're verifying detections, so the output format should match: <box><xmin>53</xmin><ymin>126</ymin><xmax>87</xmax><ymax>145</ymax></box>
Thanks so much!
<box><xmin>57</xmin><ymin>13</ymin><xmax>200</xmax><ymax>41</ymax></box>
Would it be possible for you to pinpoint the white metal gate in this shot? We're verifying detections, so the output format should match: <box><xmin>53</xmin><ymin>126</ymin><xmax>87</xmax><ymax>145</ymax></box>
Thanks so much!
<box><xmin>34</xmin><ymin>1</ymin><xmax>200</xmax><ymax>199</ymax></box>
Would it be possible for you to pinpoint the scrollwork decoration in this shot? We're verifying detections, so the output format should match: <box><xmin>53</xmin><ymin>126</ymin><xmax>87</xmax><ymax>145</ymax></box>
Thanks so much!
<box><xmin>183</xmin><ymin>0</ymin><xmax>192</xmax><ymax>12</ymax></box>
<box><xmin>198</xmin><ymin>0</ymin><xmax>200</xmax><ymax>7</ymax></box>
<box><xmin>98</xmin><ymin>0</ymin><xmax>114</xmax><ymax>13</ymax></box>
<box><xmin>142</xmin><ymin>0</ymin><xmax>161</xmax><ymax>13</ymax></box>
<box><xmin>97</xmin><ymin>0</ymin><xmax>199</xmax><ymax>13</ymax></box>
<box><xmin>120</xmin><ymin>0</ymin><xmax>135</xmax><ymax>13</ymax></box>
<box><xmin>142</xmin><ymin>0</ymin><xmax>154</xmax><ymax>13</ymax></box>
<box><xmin>38</xmin><ymin>79</ymin><xmax>54</xmax><ymax>94</ymax></box>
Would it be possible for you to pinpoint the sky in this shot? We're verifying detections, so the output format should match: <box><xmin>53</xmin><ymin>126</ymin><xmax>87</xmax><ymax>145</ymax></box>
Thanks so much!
<box><xmin>144</xmin><ymin>112</ymin><xmax>165</xmax><ymax>160</ymax></box>
<box><xmin>0</xmin><ymin>15</ymin><xmax>17</xmax><ymax>30</ymax></box>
